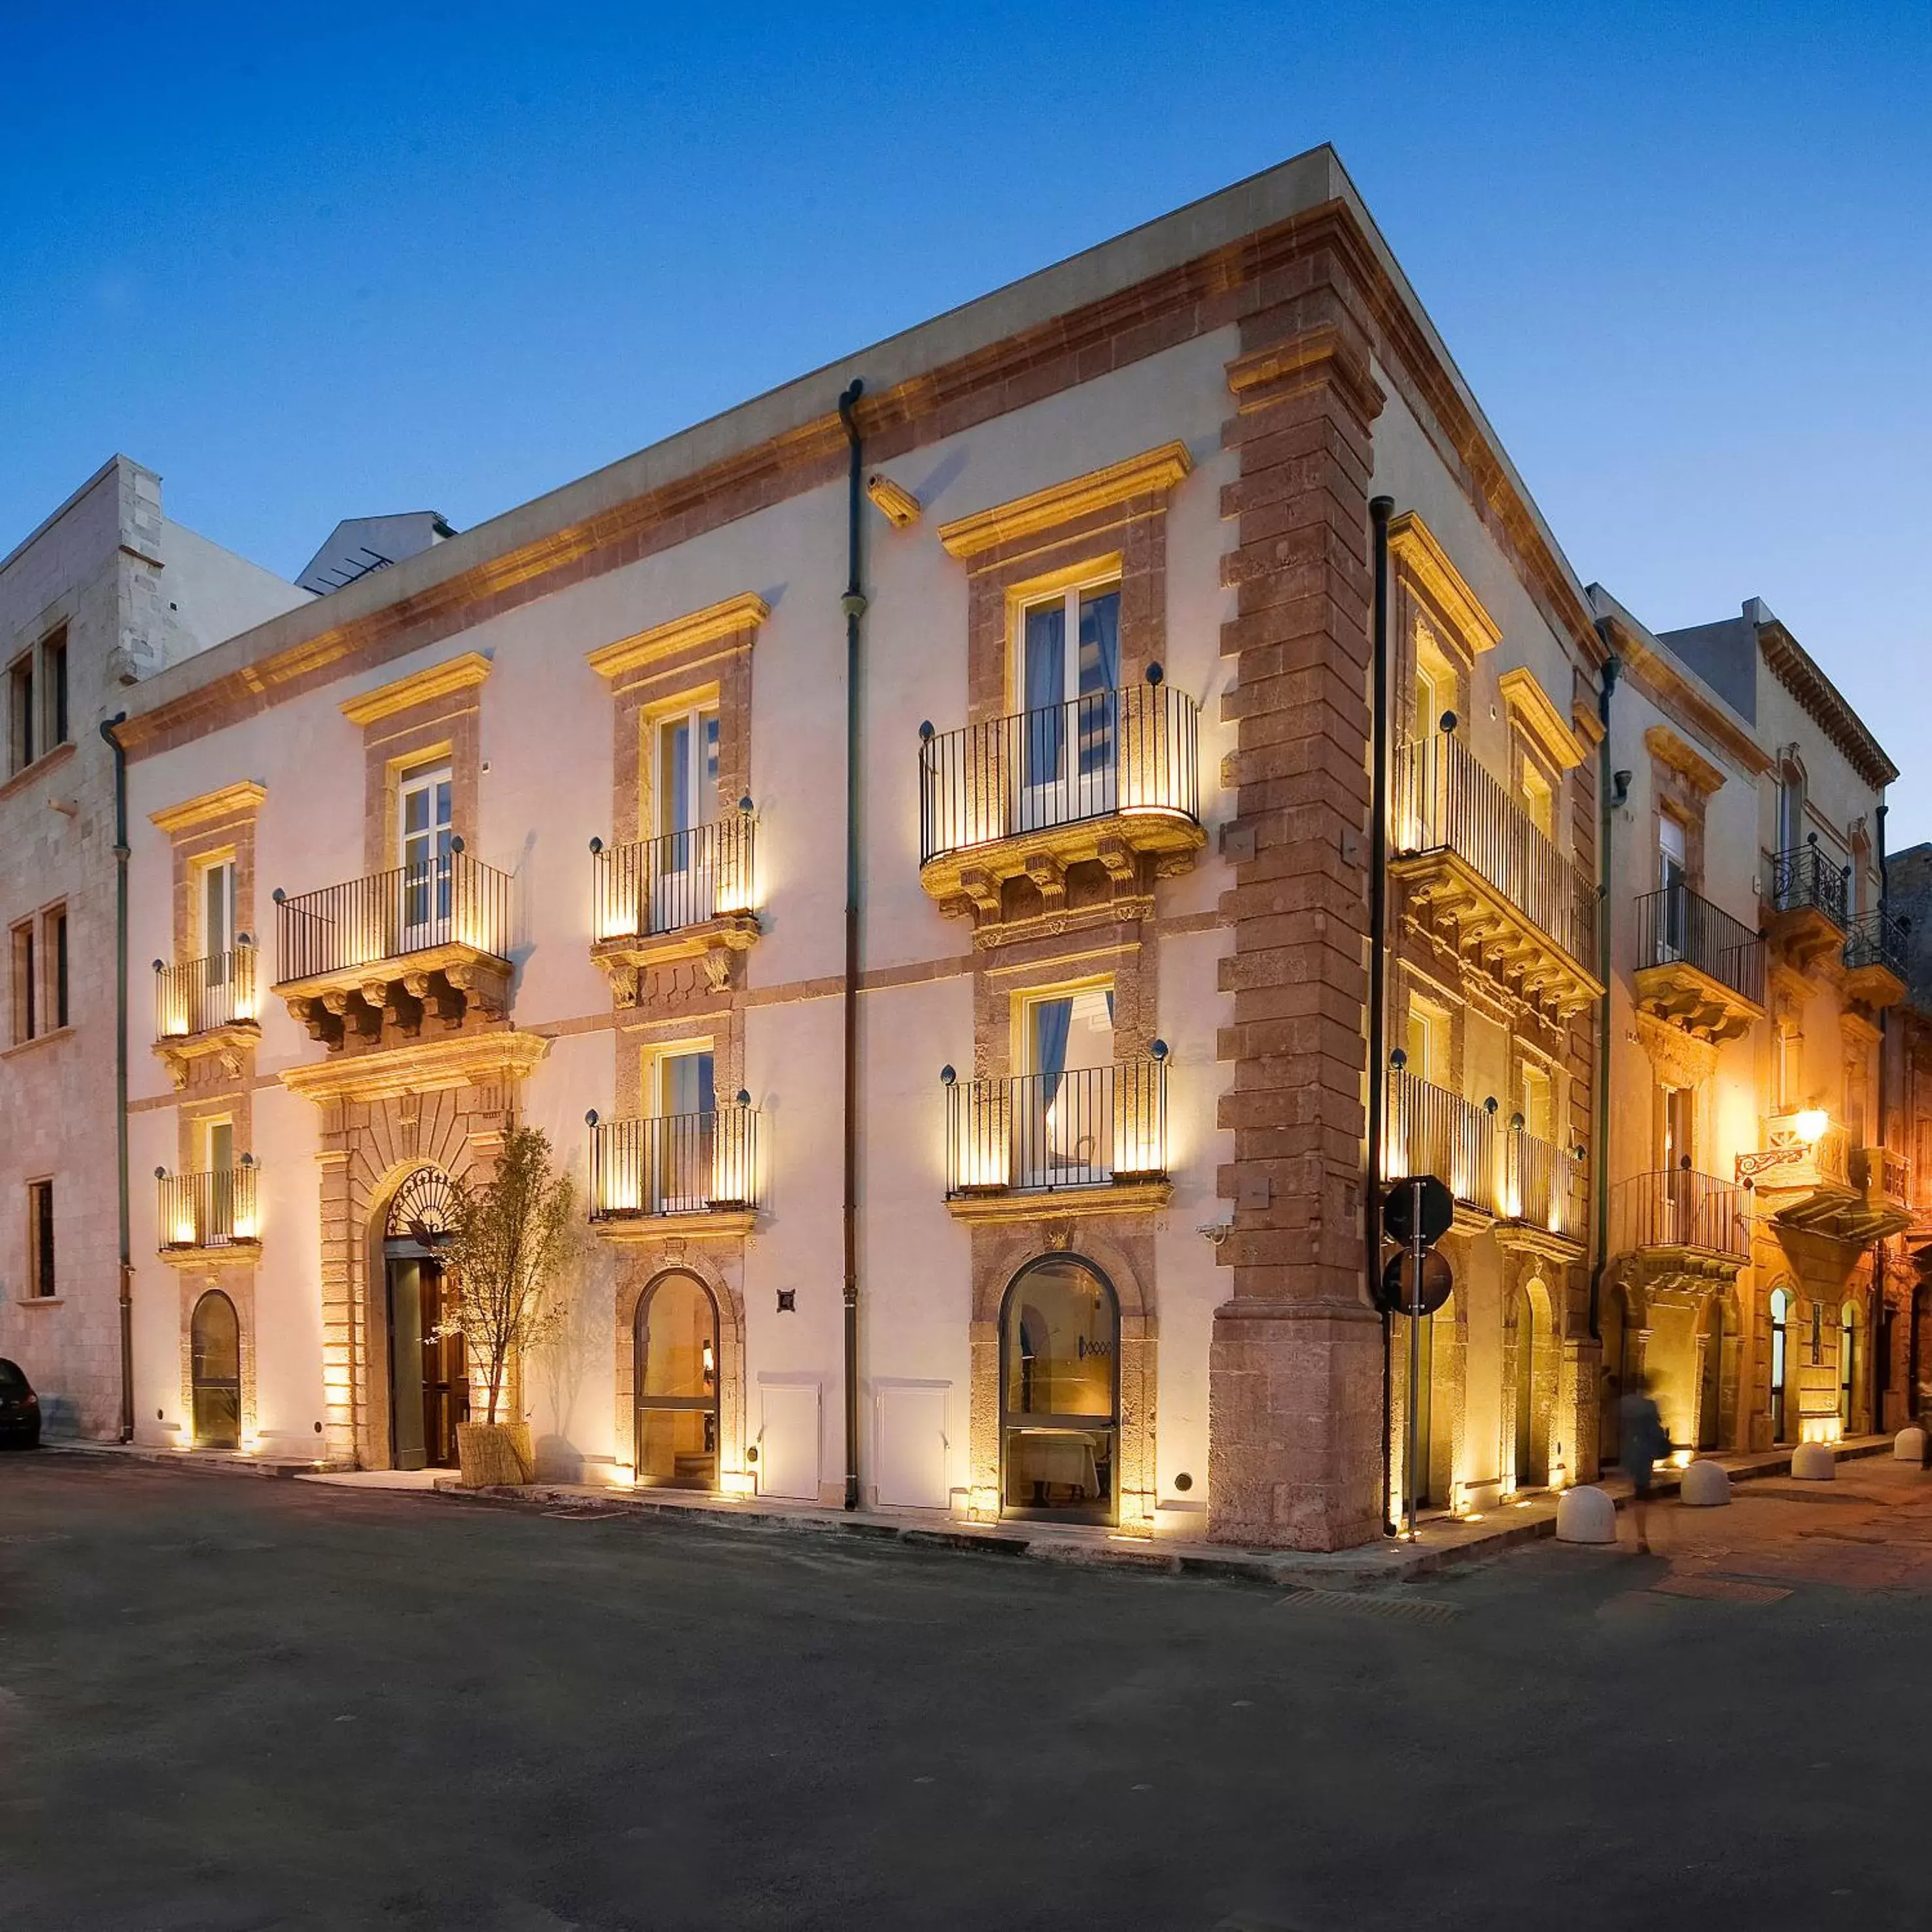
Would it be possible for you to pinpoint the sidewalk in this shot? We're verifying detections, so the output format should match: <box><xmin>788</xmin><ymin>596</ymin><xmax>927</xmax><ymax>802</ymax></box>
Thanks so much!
<box><xmin>44</xmin><ymin>1432</ymin><xmax>1904</xmax><ymax>1587</ymax></box>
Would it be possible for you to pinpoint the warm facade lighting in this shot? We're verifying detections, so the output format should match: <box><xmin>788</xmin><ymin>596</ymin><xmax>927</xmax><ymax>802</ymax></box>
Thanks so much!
<box><xmin>1794</xmin><ymin>1108</ymin><xmax>1830</xmax><ymax>1144</ymax></box>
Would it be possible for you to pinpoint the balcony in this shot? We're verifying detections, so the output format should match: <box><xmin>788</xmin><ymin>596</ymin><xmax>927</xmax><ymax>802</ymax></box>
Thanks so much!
<box><xmin>272</xmin><ymin>846</ymin><xmax>512</xmax><ymax>1049</ymax></box>
<box><xmin>918</xmin><ymin>678</ymin><xmax>1203</xmax><ymax>922</ymax></box>
<box><xmin>589</xmin><ymin>815</ymin><xmax>759</xmax><ymax>1005</ymax></box>
<box><xmin>941</xmin><ymin>1058</ymin><xmax>1170</xmax><ymax>1221</ymax></box>
<box><xmin>1766</xmin><ymin>838</ymin><xmax>1848</xmax><ymax>970</ymax></box>
<box><xmin>156</xmin><ymin>1161</ymin><xmax>259</xmax><ymax>1265</ymax></box>
<box><xmin>1388</xmin><ymin>731</ymin><xmax>1600</xmax><ymax>1017</ymax></box>
<box><xmin>1736</xmin><ymin>1114</ymin><xmax>1888</xmax><ymax>1241</ymax></box>
<box><xmin>1630</xmin><ymin>885</ymin><xmax>1765</xmax><ymax>1044</ymax></box>
<box><xmin>1851</xmin><ymin>1145</ymin><xmax>1912</xmax><ymax>1240</ymax></box>
<box><xmin>1383</xmin><ymin>1064</ymin><xmax>1585</xmax><ymax>1251</ymax></box>
<box><xmin>152</xmin><ymin>944</ymin><xmax>260</xmax><ymax>1085</ymax></box>
<box><xmin>1611</xmin><ymin>1168</ymin><xmax>1751</xmax><ymax>1282</ymax></box>
<box><xmin>587</xmin><ymin>1100</ymin><xmax>762</xmax><ymax>1239</ymax></box>
<box><xmin>1843</xmin><ymin>910</ymin><xmax>1909</xmax><ymax>1009</ymax></box>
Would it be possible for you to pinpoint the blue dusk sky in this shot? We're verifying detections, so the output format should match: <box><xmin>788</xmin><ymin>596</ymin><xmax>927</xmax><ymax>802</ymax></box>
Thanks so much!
<box><xmin>3</xmin><ymin>3</ymin><xmax>1928</xmax><ymax>825</ymax></box>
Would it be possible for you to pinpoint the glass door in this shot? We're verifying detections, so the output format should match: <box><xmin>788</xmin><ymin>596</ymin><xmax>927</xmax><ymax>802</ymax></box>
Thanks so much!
<box><xmin>651</xmin><ymin>705</ymin><xmax>720</xmax><ymax>933</ymax></box>
<box><xmin>655</xmin><ymin>1047</ymin><xmax>715</xmax><ymax>1212</ymax></box>
<box><xmin>203</xmin><ymin>1117</ymin><xmax>234</xmax><ymax>1246</ymax></box>
<box><xmin>1000</xmin><ymin>1257</ymin><xmax>1118</xmax><ymax>1522</ymax></box>
<box><xmin>634</xmin><ymin>1272</ymin><xmax>720</xmax><ymax>1488</ymax></box>
<box><xmin>1018</xmin><ymin>987</ymin><xmax>1114</xmax><ymax>1189</ymax></box>
<box><xmin>1658</xmin><ymin>813</ymin><xmax>1687</xmax><ymax>961</ymax></box>
<box><xmin>398</xmin><ymin>764</ymin><xmax>453</xmax><ymax>951</ymax></box>
<box><xmin>1017</xmin><ymin>584</ymin><xmax>1119</xmax><ymax>831</ymax></box>
<box><xmin>189</xmin><ymin>1291</ymin><xmax>241</xmax><ymax>1449</ymax></box>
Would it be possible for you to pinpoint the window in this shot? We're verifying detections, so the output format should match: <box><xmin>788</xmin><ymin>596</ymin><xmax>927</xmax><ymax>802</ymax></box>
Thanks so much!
<box><xmin>1661</xmin><ymin>1086</ymin><xmax>1693</xmax><ymax>1172</ymax></box>
<box><xmin>1015</xmin><ymin>982</ymin><xmax>1115</xmax><ymax>1189</ymax></box>
<box><xmin>196</xmin><ymin>858</ymin><xmax>237</xmax><ymax>960</ymax></box>
<box><xmin>7</xmin><ymin>654</ymin><xmax>33</xmax><ymax>774</ymax></box>
<box><xmin>396</xmin><ymin>761</ymin><xmax>453</xmax><ymax>941</ymax></box>
<box><xmin>10</xmin><ymin>921</ymin><xmax>34</xmax><ymax>1044</ymax></box>
<box><xmin>1519</xmin><ymin>760</ymin><xmax>1554</xmax><ymax>839</ymax></box>
<box><xmin>1769</xmin><ymin>1287</ymin><xmax>1791</xmax><ymax>1442</ymax></box>
<box><xmin>1404</xmin><ymin>998</ymin><xmax>1450</xmax><ymax>1087</ymax></box>
<box><xmin>1412</xmin><ymin>629</ymin><xmax>1455</xmax><ymax>741</ymax></box>
<box><xmin>46</xmin><ymin>907</ymin><xmax>67</xmax><ymax>1031</ymax></box>
<box><xmin>1519</xmin><ymin>1062</ymin><xmax>1554</xmax><ymax>1143</ymax></box>
<box><xmin>1775</xmin><ymin>1026</ymin><xmax>1800</xmax><ymax>1112</ymax></box>
<box><xmin>43</xmin><ymin>629</ymin><xmax>67</xmax><ymax>748</ymax></box>
<box><xmin>27</xmin><ymin>1180</ymin><xmax>54</xmax><ymax>1298</ymax></box>
<box><xmin>1017</xmin><ymin>580</ymin><xmax>1120</xmax><ymax>817</ymax></box>
<box><xmin>654</xmin><ymin>703</ymin><xmax>720</xmax><ymax>841</ymax></box>
<box><xmin>650</xmin><ymin>1044</ymin><xmax>716</xmax><ymax>1215</ymax></box>
<box><xmin>1659</xmin><ymin>812</ymin><xmax>1687</xmax><ymax>894</ymax></box>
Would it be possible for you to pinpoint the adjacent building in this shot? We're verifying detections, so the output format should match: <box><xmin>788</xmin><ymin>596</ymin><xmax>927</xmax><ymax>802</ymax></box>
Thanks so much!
<box><xmin>0</xmin><ymin>457</ymin><xmax>305</xmax><ymax>1433</ymax></box>
<box><xmin>3</xmin><ymin>149</ymin><xmax>1910</xmax><ymax>1551</ymax></box>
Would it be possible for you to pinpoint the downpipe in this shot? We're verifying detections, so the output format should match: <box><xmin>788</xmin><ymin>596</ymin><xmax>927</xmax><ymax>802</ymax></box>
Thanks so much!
<box><xmin>1874</xmin><ymin>799</ymin><xmax>1889</xmax><ymax>1433</ymax></box>
<box><xmin>1587</xmin><ymin>644</ymin><xmax>1621</xmax><ymax>1351</ymax></box>
<box><xmin>1367</xmin><ymin>496</ymin><xmax>1394</xmax><ymax>1535</ymax></box>
<box><xmin>101</xmin><ymin>714</ymin><xmax>134</xmax><ymax>1442</ymax></box>
<box><xmin>838</xmin><ymin>378</ymin><xmax>866</xmax><ymax>1511</ymax></box>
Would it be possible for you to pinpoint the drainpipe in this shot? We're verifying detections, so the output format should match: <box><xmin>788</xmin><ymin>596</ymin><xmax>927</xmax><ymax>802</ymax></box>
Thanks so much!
<box><xmin>1367</xmin><ymin>497</ymin><xmax>1394</xmax><ymax>1534</ymax></box>
<box><xmin>100</xmin><ymin>714</ymin><xmax>133</xmax><ymax>1443</ymax></box>
<box><xmin>1874</xmin><ymin>800</ymin><xmax>1889</xmax><ymax>1433</ymax></box>
<box><xmin>1587</xmin><ymin>642</ymin><xmax>1621</xmax><ymax>1347</ymax></box>
<box><xmin>838</xmin><ymin>378</ymin><xmax>866</xmax><ymax>1511</ymax></box>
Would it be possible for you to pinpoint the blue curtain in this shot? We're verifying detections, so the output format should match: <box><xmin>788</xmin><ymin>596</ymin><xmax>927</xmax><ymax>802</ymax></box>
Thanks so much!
<box><xmin>1034</xmin><ymin>997</ymin><xmax>1073</xmax><ymax>1112</ymax></box>
<box><xmin>1077</xmin><ymin>591</ymin><xmax>1119</xmax><ymax>778</ymax></box>
<box><xmin>1024</xmin><ymin>603</ymin><xmax>1066</xmax><ymax>786</ymax></box>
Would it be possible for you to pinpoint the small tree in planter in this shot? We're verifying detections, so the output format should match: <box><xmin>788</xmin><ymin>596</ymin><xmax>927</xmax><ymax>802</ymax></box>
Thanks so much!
<box><xmin>441</xmin><ymin>1124</ymin><xmax>574</xmax><ymax>1488</ymax></box>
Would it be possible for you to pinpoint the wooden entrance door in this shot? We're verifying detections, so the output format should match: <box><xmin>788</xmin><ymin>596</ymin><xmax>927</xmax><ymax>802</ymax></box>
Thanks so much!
<box><xmin>388</xmin><ymin>1255</ymin><xmax>468</xmax><ymax>1470</ymax></box>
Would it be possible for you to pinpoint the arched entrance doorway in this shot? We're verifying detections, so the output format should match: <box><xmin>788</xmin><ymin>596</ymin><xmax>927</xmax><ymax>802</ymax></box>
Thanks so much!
<box><xmin>1515</xmin><ymin>1278</ymin><xmax>1556</xmax><ymax>1489</ymax></box>
<box><xmin>190</xmin><ymin>1290</ymin><xmax>241</xmax><ymax>1449</ymax></box>
<box><xmin>1769</xmin><ymin>1286</ymin><xmax>1794</xmax><ymax>1445</ymax></box>
<box><xmin>634</xmin><ymin>1271</ymin><xmax>720</xmax><ymax>1489</ymax></box>
<box><xmin>384</xmin><ymin>1168</ymin><xmax>466</xmax><ymax>1471</ymax></box>
<box><xmin>1697</xmin><ymin>1294</ymin><xmax>1728</xmax><ymax>1450</ymax></box>
<box><xmin>1000</xmin><ymin>1254</ymin><xmax>1119</xmax><ymax>1524</ymax></box>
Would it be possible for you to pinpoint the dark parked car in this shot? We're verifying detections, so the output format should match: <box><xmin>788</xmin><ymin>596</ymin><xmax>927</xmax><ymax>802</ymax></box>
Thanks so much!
<box><xmin>0</xmin><ymin>1358</ymin><xmax>41</xmax><ymax>1448</ymax></box>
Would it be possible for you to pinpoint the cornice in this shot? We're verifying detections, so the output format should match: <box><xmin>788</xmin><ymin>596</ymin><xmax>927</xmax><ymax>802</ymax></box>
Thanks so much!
<box><xmin>1498</xmin><ymin>666</ymin><xmax>1586</xmax><ymax>770</ymax></box>
<box><xmin>1643</xmin><ymin>723</ymin><xmax>1725</xmax><ymax>797</ymax></box>
<box><xmin>586</xmin><ymin>593</ymin><xmax>769</xmax><ymax>682</ymax></box>
<box><xmin>149</xmin><ymin>781</ymin><xmax>268</xmax><ymax>836</ymax></box>
<box><xmin>339</xmin><ymin>651</ymin><xmax>492</xmax><ymax>727</ymax></box>
<box><xmin>1757</xmin><ymin>620</ymin><xmax>1897</xmax><ymax>792</ymax></box>
<box><xmin>936</xmin><ymin>443</ymin><xmax>1193</xmax><ymax>561</ymax></box>
<box><xmin>1607</xmin><ymin>622</ymin><xmax>1772</xmax><ymax>782</ymax></box>
<box><xmin>279</xmin><ymin>1029</ymin><xmax>549</xmax><ymax>1104</ymax></box>
<box><xmin>1387</xmin><ymin>512</ymin><xmax>1502</xmax><ymax>658</ymax></box>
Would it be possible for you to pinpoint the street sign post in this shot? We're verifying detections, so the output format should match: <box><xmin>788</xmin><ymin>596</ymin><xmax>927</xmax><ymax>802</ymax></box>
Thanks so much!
<box><xmin>1382</xmin><ymin>1174</ymin><xmax>1454</xmax><ymax>1541</ymax></box>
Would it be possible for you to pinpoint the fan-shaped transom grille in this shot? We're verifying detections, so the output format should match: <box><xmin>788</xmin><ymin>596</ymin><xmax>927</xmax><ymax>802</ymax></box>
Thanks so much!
<box><xmin>386</xmin><ymin>1167</ymin><xmax>457</xmax><ymax>1242</ymax></box>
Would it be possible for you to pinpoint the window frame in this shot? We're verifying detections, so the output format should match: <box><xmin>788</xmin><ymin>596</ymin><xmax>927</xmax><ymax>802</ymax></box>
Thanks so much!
<box><xmin>10</xmin><ymin>919</ymin><xmax>35</xmax><ymax>1045</ymax></box>
<box><xmin>26</xmin><ymin>1178</ymin><xmax>55</xmax><ymax>1299</ymax></box>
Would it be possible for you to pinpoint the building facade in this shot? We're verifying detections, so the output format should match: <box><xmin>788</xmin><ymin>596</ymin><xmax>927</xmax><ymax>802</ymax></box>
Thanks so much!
<box><xmin>1594</xmin><ymin>590</ymin><xmax>1906</xmax><ymax>1464</ymax></box>
<box><xmin>9</xmin><ymin>149</ymin><xmax>1908</xmax><ymax>1551</ymax></box>
<box><xmin>0</xmin><ymin>458</ymin><xmax>304</xmax><ymax>1435</ymax></box>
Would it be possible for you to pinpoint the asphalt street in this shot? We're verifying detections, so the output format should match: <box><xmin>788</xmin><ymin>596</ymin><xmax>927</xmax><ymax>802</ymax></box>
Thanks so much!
<box><xmin>3</xmin><ymin>1453</ymin><xmax>1929</xmax><ymax>1931</ymax></box>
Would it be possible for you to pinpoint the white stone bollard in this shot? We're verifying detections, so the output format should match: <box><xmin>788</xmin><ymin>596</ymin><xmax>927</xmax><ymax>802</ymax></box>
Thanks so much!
<box><xmin>1790</xmin><ymin>1441</ymin><xmax>1836</xmax><ymax>1482</ymax></box>
<box><xmin>1679</xmin><ymin>1460</ymin><xmax>1730</xmax><ymax>1507</ymax></box>
<box><xmin>1894</xmin><ymin>1427</ymin><xmax>1925</xmax><ymax>1463</ymax></box>
<box><xmin>1555</xmin><ymin>1485</ymin><xmax>1618</xmax><ymax>1543</ymax></box>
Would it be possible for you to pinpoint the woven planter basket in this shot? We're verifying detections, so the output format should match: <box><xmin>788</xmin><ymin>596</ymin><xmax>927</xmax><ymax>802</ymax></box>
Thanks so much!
<box><xmin>455</xmin><ymin>1420</ymin><xmax>533</xmax><ymax>1488</ymax></box>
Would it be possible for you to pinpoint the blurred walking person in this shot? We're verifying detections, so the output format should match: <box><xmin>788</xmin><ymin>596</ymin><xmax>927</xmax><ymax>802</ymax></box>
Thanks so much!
<box><xmin>1618</xmin><ymin>1371</ymin><xmax>1670</xmax><ymax>1554</ymax></box>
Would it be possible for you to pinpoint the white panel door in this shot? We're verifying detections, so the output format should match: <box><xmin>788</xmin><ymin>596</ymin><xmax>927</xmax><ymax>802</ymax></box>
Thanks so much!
<box><xmin>874</xmin><ymin>1382</ymin><xmax>950</xmax><ymax>1509</ymax></box>
<box><xmin>758</xmin><ymin>1381</ymin><xmax>822</xmax><ymax>1502</ymax></box>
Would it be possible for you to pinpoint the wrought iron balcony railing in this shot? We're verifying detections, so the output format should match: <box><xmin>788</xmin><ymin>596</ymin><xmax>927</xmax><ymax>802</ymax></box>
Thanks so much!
<box><xmin>944</xmin><ymin>1059</ymin><xmax>1168</xmax><ymax>1197</ymax></box>
<box><xmin>273</xmin><ymin>847</ymin><xmax>512</xmax><ymax>985</ymax></box>
<box><xmin>1633</xmin><ymin>885</ymin><xmax>1765</xmax><ymax>1006</ymax></box>
<box><xmin>157</xmin><ymin>1161</ymin><xmax>259</xmax><ymax>1252</ymax></box>
<box><xmin>1384</xmin><ymin>1064</ymin><xmax>1585</xmax><ymax>1238</ymax></box>
<box><xmin>919</xmin><ymin>680</ymin><xmax>1199</xmax><ymax>867</ymax></box>
<box><xmin>591</xmin><ymin>815</ymin><xmax>757</xmax><ymax>944</ymax></box>
<box><xmin>588</xmin><ymin>1102</ymin><xmax>761</xmax><ymax>1221</ymax></box>
<box><xmin>1384</xmin><ymin>1066</ymin><xmax>1499</xmax><ymax>1216</ymax></box>
<box><xmin>1390</xmin><ymin>730</ymin><xmax>1595</xmax><ymax>964</ymax></box>
<box><xmin>1769</xmin><ymin>839</ymin><xmax>1849</xmax><ymax>929</ymax></box>
<box><xmin>154</xmin><ymin>944</ymin><xmax>259</xmax><ymax>1041</ymax></box>
<box><xmin>1844</xmin><ymin>909</ymin><xmax>1908</xmax><ymax>981</ymax></box>
<box><xmin>1612</xmin><ymin>1168</ymin><xmax>1751</xmax><ymax>1262</ymax></box>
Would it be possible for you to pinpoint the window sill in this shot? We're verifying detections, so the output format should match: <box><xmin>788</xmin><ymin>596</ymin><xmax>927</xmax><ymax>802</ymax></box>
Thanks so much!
<box><xmin>1</xmin><ymin>1025</ymin><xmax>75</xmax><ymax>1062</ymax></box>
<box><xmin>15</xmin><ymin>1295</ymin><xmax>61</xmax><ymax>1307</ymax></box>
<box><xmin>0</xmin><ymin>739</ymin><xmax>77</xmax><ymax>804</ymax></box>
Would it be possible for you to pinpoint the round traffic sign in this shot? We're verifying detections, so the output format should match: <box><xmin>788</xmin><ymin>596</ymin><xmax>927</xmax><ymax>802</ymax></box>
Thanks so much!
<box><xmin>1378</xmin><ymin>1247</ymin><xmax>1453</xmax><ymax>1317</ymax></box>
<box><xmin>1381</xmin><ymin>1174</ymin><xmax>1454</xmax><ymax>1248</ymax></box>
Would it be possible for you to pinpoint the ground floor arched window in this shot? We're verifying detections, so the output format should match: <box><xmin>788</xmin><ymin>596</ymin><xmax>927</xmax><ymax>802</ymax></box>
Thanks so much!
<box><xmin>190</xmin><ymin>1290</ymin><xmax>241</xmax><ymax>1450</ymax></box>
<box><xmin>1000</xmin><ymin>1255</ymin><xmax>1119</xmax><ymax>1524</ymax></box>
<box><xmin>635</xmin><ymin>1270</ymin><xmax>720</xmax><ymax>1489</ymax></box>
<box><xmin>1839</xmin><ymin>1299</ymin><xmax>1861</xmax><ymax>1435</ymax></box>
<box><xmin>1769</xmin><ymin>1287</ymin><xmax>1793</xmax><ymax>1444</ymax></box>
